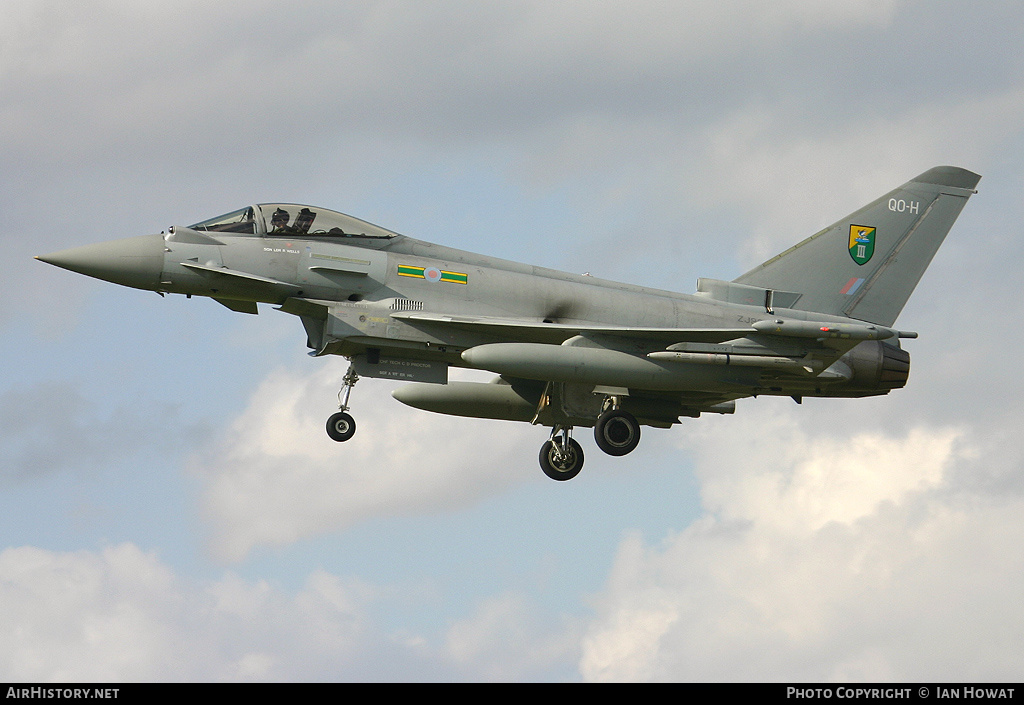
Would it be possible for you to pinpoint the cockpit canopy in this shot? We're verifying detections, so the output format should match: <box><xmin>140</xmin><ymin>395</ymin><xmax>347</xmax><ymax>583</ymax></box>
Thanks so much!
<box><xmin>189</xmin><ymin>204</ymin><xmax>399</xmax><ymax>242</ymax></box>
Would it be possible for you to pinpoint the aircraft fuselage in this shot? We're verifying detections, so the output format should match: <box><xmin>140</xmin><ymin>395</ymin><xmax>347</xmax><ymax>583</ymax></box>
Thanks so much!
<box><xmin>38</xmin><ymin>166</ymin><xmax>979</xmax><ymax>480</ymax></box>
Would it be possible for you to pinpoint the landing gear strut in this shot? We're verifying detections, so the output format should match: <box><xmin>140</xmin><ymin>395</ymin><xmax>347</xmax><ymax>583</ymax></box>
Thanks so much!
<box><xmin>594</xmin><ymin>397</ymin><xmax>641</xmax><ymax>456</ymax></box>
<box><xmin>326</xmin><ymin>363</ymin><xmax>359</xmax><ymax>442</ymax></box>
<box><xmin>539</xmin><ymin>425</ymin><xmax>584</xmax><ymax>481</ymax></box>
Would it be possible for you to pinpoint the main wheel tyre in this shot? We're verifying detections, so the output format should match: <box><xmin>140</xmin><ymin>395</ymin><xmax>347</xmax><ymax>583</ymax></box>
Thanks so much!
<box><xmin>539</xmin><ymin>438</ymin><xmax>584</xmax><ymax>481</ymax></box>
<box><xmin>594</xmin><ymin>409</ymin><xmax>641</xmax><ymax>456</ymax></box>
<box><xmin>326</xmin><ymin>411</ymin><xmax>356</xmax><ymax>442</ymax></box>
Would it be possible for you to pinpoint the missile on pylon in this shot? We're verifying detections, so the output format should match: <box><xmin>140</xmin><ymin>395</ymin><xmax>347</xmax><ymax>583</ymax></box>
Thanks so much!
<box><xmin>647</xmin><ymin>350</ymin><xmax>823</xmax><ymax>374</ymax></box>
<box><xmin>460</xmin><ymin>342</ymin><xmax>756</xmax><ymax>391</ymax></box>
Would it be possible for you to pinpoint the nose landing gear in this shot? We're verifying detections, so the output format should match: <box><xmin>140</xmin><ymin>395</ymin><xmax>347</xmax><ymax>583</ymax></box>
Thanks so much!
<box><xmin>326</xmin><ymin>363</ymin><xmax>359</xmax><ymax>442</ymax></box>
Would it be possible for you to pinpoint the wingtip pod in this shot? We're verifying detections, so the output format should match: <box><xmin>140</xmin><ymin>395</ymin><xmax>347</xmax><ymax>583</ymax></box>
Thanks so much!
<box><xmin>911</xmin><ymin>166</ymin><xmax>982</xmax><ymax>191</ymax></box>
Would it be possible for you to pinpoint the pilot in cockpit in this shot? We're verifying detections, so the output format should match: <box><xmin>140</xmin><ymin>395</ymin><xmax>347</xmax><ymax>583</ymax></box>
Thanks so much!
<box><xmin>270</xmin><ymin>208</ymin><xmax>290</xmax><ymax>232</ymax></box>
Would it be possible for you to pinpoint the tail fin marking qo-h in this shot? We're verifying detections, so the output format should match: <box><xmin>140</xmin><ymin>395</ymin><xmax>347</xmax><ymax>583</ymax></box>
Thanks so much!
<box><xmin>734</xmin><ymin>166</ymin><xmax>980</xmax><ymax>326</ymax></box>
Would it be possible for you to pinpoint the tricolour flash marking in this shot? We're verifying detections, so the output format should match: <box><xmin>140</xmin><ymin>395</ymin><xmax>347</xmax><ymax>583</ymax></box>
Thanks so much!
<box><xmin>398</xmin><ymin>264</ymin><xmax>468</xmax><ymax>284</ymax></box>
<box><xmin>840</xmin><ymin>277</ymin><xmax>865</xmax><ymax>295</ymax></box>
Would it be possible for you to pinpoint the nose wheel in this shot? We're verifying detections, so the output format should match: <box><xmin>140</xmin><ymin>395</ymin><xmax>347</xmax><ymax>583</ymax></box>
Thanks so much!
<box><xmin>326</xmin><ymin>410</ymin><xmax>356</xmax><ymax>442</ymax></box>
<box><xmin>326</xmin><ymin>363</ymin><xmax>359</xmax><ymax>442</ymax></box>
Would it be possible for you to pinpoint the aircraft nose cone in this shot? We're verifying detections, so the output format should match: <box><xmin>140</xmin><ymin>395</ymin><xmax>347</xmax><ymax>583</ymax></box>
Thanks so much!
<box><xmin>36</xmin><ymin>233</ymin><xmax>165</xmax><ymax>291</ymax></box>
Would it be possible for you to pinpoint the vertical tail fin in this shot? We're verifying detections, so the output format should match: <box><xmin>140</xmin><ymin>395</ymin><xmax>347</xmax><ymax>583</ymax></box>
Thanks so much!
<box><xmin>733</xmin><ymin>166</ymin><xmax>980</xmax><ymax>326</ymax></box>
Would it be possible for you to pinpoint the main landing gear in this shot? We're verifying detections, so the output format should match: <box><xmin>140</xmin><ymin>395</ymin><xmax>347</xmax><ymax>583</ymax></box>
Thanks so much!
<box><xmin>326</xmin><ymin>364</ymin><xmax>359</xmax><ymax>442</ymax></box>
<box><xmin>593</xmin><ymin>399</ymin><xmax>641</xmax><ymax>457</ymax></box>
<box><xmin>537</xmin><ymin>397</ymin><xmax>643</xmax><ymax>481</ymax></box>
<box><xmin>539</xmin><ymin>426</ymin><xmax>584</xmax><ymax>481</ymax></box>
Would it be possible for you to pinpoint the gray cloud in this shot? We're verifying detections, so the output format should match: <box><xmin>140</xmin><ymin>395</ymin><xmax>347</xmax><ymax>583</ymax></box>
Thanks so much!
<box><xmin>0</xmin><ymin>381</ymin><xmax>204</xmax><ymax>484</ymax></box>
<box><xmin>0</xmin><ymin>1</ymin><xmax>904</xmax><ymax>170</ymax></box>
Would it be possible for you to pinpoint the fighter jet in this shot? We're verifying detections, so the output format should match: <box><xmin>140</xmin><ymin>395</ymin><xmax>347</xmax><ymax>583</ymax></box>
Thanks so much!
<box><xmin>36</xmin><ymin>166</ymin><xmax>980</xmax><ymax>480</ymax></box>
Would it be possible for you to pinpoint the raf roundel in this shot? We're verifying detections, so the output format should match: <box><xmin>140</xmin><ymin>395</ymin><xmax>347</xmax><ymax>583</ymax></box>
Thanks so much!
<box><xmin>424</xmin><ymin>266</ymin><xmax>442</xmax><ymax>283</ymax></box>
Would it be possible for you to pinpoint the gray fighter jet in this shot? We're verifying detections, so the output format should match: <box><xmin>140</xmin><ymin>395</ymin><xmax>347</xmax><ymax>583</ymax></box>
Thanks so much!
<box><xmin>37</xmin><ymin>166</ymin><xmax>980</xmax><ymax>480</ymax></box>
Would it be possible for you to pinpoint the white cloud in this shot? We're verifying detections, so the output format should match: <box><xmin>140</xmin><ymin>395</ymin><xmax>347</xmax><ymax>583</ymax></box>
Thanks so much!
<box><xmin>0</xmin><ymin>544</ymin><xmax>178</xmax><ymax>681</ymax></box>
<box><xmin>9</xmin><ymin>403</ymin><xmax>1019</xmax><ymax>682</ymax></box>
<box><xmin>689</xmin><ymin>411</ymin><xmax>963</xmax><ymax>532</ymax></box>
<box><xmin>579</xmin><ymin>404</ymin><xmax>1024</xmax><ymax>681</ymax></box>
<box><xmin>0</xmin><ymin>543</ymin><xmax>395</xmax><ymax>681</ymax></box>
<box><xmin>0</xmin><ymin>542</ymin><xmax>583</xmax><ymax>681</ymax></box>
<box><xmin>444</xmin><ymin>591</ymin><xmax>583</xmax><ymax>681</ymax></box>
<box><xmin>192</xmin><ymin>359</ymin><xmax>537</xmax><ymax>562</ymax></box>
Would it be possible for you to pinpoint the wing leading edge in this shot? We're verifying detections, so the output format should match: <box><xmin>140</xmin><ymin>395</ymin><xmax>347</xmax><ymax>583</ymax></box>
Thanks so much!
<box><xmin>389</xmin><ymin>311</ymin><xmax>753</xmax><ymax>344</ymax></box>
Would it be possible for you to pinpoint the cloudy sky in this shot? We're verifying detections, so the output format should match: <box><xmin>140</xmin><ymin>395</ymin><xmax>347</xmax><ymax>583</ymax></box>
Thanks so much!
<box><xmin>3</xmin><ymin>0</ymin><xmax>1024</xmax><ymax>682</ymax></box>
